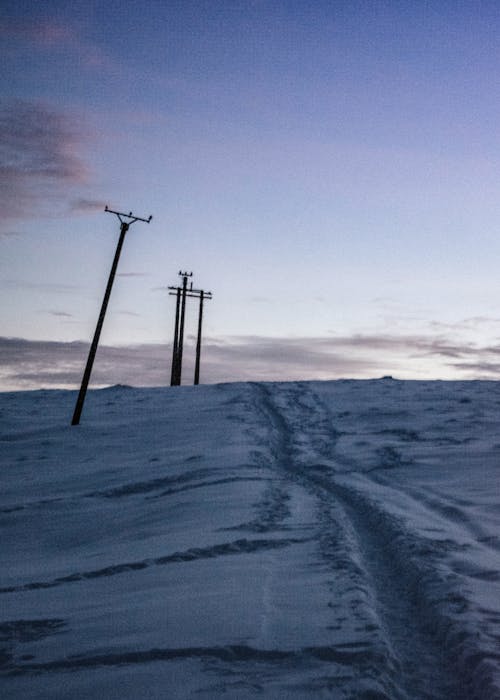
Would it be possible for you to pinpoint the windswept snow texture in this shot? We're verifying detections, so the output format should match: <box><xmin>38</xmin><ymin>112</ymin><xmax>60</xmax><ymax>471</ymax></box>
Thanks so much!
<box><xmin>1</xmin><ymin>380</ymin><xmax>499</xmax><ymax>699</ymax></box>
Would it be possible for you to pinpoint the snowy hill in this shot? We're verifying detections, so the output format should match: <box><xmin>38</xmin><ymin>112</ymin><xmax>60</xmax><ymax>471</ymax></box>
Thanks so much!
<box><xmin>1</xmin><ymin>380</ymin><xmax>499</xmax><ymax>699</ymax></box>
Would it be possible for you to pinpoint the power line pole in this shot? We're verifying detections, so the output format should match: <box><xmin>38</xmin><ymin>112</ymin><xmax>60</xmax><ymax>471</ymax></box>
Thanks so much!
<box><xmin>168</xmin><ymin>273</ymin><xmax>211</xmax><ymax>386</ymax></box>
<box><xmin>169</xmin><ymin>271</ymin><xmax>192</xmax><ymax>386</ymax></box>
<box><xmin>176</xmin><ymin>271</ymin><xmax>191</xmax><ymax>386</ymax></box>
<box><xmin>170</xmin><ymin>286</ymin><xmax>181</xmax><ymax>386</ymax></box>
<box><xmin>194</xmin><ymin>290</ymin><xmax>205</xmax><ymax>385</ymax></box>
<box><xmin>71</xmin><ymin>206</ymin><xmax>152</xmax><ymax>426</ymax></box>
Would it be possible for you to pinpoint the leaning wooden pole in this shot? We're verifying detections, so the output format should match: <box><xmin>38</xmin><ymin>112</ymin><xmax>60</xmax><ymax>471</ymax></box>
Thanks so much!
<box><xmin>72</xmin><ymin>221</ymin><xmax>128</xmax><ymax>425</ymax></box>
<box><xmin>71</xmin><ymin>207</ymin><xmax>152</xmax><ymax>426</ymax></box>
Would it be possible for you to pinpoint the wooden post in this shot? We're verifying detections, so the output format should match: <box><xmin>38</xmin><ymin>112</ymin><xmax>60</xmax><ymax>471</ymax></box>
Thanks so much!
<box><xmin>71</xmin><ymin>207</ymin><xmax>152</xmax><ymax>425</ymax></box>
<box><xmin>170</xmin><ymin>287</ymin><xmax>181</xmax><ymax>386</ymax></box>
<box><xmin>194</xmin><ymin>290</ymin><xmax>204</xmax><ymax>385</ymax></box>
<box><xmin>72</xmin><ymin>221</ymin><xmax>128</xmax><ymax>425</ymax></box>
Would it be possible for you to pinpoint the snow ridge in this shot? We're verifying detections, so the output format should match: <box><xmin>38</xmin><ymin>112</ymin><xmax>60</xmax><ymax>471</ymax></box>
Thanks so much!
<box><xmin>0</xmin><ymin>537</ymin><xmax>305</xmax><ymax>595</ymax></box>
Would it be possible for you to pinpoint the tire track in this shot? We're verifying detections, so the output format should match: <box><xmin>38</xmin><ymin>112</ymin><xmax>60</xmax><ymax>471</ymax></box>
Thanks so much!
<box><xmin>254</xmin><ymin>382</ymin><xmax>486</xmax><ymax>700</ymax></box>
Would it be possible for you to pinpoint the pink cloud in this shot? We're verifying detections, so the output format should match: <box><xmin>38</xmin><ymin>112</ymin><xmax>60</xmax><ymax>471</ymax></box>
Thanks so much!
<box><xmin>0</xmin><ymin>100</ymin><xmax>89</xmax><ymax>223</ymax></box>
<box><xmin>0</xmin><ymin>18</ymin><xmax>75</xmax><ymax>47</ymax></box>
<box><xmin>70</xmin><ymin>198</ymin><xmax>108</xmax><ymax>213</ymax></box>
<box><xmin>1</xmin><ymin>17</ymin><xmax>114</xmax><ymax>70</ymax></box>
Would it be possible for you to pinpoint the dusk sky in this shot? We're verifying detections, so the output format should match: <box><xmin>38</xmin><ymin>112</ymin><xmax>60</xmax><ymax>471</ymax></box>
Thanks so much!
<box><xmin>2</xmin><ymin>0</ymin><xmax>500</xmax><ymax>389</ymax></box>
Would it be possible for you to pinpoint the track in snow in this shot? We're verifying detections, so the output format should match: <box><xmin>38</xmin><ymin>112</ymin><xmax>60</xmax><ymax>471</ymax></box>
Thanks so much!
<box><xmin>252</xmin><ymin>381</ymin><xmax>490</xmax><ymax>700</ymax></box>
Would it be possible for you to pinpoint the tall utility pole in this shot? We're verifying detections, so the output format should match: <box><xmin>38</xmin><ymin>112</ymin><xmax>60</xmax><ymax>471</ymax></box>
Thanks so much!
<box><xmin>169</xmin><ymin>271</ymin><xmax>192</xmax><ymax>386</ymax></box>
<box><xmin>71</xmin><ymin>206</ymin><xmax>152</xmax><ymax>426</ymax></box>
<box><xmin>194</xmin><ymin>290</ymin><xmax>205</xmax><ymax>385</ymax></box>
<box><xmin>168</xmin><ymin>273</ymin><xmax>211</xmax><ymax>386</ymax></box>
<box><xmin>170</xmin><ymin>287</ymin><xmax>181</xmax><ymax>386</ymax></box>
<box><xmin>176</xmin><ymin>271</ymin><xmax>191</xmax><ymax>386</ymax></box>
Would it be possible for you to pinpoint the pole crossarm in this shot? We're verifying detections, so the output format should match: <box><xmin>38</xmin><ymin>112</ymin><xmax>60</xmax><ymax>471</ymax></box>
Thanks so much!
<box><xmin>168</xmin><ymin>287</ymin><xmax>212</xmax><ymax>300</ymax></box>
<box><xmin>105</xmin><ymin>205</ymin><xmax>152</xmax><ymax>225</ymax></box>
<box><xmin>185</xmin><ymin>291</ymin><xmax>212</xmax><ymax>299</ymax></box>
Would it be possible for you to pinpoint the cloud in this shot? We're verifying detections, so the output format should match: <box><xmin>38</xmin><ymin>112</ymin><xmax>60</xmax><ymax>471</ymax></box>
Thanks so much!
<box><xmin>200</xmin><ymin>336</ymin><xmax>377</xmax><ymax>382</ymax></box>
<box><xmin>250</xmin><ymin>296</ymin><xmax>272</xmax><ymax>303</ymax></box>
<box><xmin>0</xmin><ymin>18</ymin><xmax>75</xmax><ymax>47</ymax></box>
<box><xmin>0</xmin><ymin>100</ymin><xmax>84</xmax><ymax>179</ymax></box>
<box><xmin>450</xmin><ymin>361</ymin><xmax>500</xmax><ymax>376</ymax></box>
<box><xmin>0</xmin><ymin>338</ymin><xmax>168</xmax><ymax>391</ymax></box>
<box><xmin>0</xmin><ymin>279</ymin><xmax>81</xmax><ymax>294</ymax></box>
<box><xmin>117</xmin><ymin>272</ymin><xmax>148</xmax><ymax>278</ymax></box>
<box><xmin>0</xmin><ymin>230</ymin><xmax>21</xmax><ymax>239</ymax></box>
<box><xmin>46</xmin><ymin>311</ymin><xmax>74</xmax><ymax>318</ymax></box>
<box><xmin>427</xmin><ymin>317</ymin><xmax>500</xmax><ymax>334</ymax></box>
<box><xmin>0</xmin><ymin>100</ymin><xmax>88</xmax><ymax>223</ymax></box>
<box><xmin>2</xmin><ymin>330</ymin><xmax>500</xmax><ymax>392</ymax></box>
<box><xmin>0</xmin><ymin>336</ymin><xmax>374</xmax><ymax>392</ymax></box>
<box><xmin>1</xmin><ymin>17</ymin><xmax>112</xmax><ymax>69</ymax></box>
<box><xmin>70</xmin><ymin>198</ymin><xmax>108</xmax><ymax>213</ymax></box>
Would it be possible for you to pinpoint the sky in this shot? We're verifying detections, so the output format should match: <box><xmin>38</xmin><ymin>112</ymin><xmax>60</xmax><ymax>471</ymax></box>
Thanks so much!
<box><xmin>2</xmin><ymin>0</ymin><xmax>500</xmax><ymax>389</ymax></box>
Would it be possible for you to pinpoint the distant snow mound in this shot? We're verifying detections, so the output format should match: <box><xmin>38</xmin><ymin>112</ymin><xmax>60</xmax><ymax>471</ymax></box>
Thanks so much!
<box><xmin>98</xmin><ymin>384</ymin><xmax>134</xmax><ymax>391</ymax></box>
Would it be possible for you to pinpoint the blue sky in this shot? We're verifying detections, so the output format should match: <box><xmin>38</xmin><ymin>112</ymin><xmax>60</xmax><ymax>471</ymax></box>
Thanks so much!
<box><xmin>2</xmin><ymin>0</ymin><xmax>500</xmax><ymax>389</ymax></box>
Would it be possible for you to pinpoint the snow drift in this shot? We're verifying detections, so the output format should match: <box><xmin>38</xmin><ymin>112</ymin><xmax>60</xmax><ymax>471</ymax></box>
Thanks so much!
<box><xmin>1</xmin><ymin>379</ymin><xmax>499</xmax><ymax>699</ymax></box>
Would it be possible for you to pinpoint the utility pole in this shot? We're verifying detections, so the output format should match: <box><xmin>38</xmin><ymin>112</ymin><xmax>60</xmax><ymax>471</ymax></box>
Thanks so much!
<box><xmin>168</xmin><ymin>273</ymin><xmax>211</xmax><ymax>386</ymax></box>
<box><xmin>176</xmin><ymin>271</ymin><xmax>191</xmax><ymax>385</ymax></box>
<box><xmin>194</xmin><ymin>290</ymin><xmax>205</xmax><ymax>385</ymax></box>
<box><xmin>169</xmin><ymin>271</ymin><xmax>192</xmax><ymax>386</ymax></box>
<box><xmin>71</xmin><ymin>206</ymin><xmax>152</xmax><ymax>426</ymax></box>
<box><xmin>170</xmin><ymin>287</ymin><xmax>181</xmax><ymax>386</ymax></box>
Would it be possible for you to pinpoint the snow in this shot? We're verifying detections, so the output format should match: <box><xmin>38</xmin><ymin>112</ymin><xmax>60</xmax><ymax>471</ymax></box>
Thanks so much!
<box><xmin>1</xmin><ymin>379</ymin><xmax>499</xmax><ymax>699</ymax></box>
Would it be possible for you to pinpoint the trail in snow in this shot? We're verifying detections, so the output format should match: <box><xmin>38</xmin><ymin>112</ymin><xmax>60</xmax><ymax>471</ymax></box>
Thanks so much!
<box><xmin>253</xmin><ymin>382</ymin><xmax>474</xmax><ymax>698</ymax></box>
<box><xmin>0</xmin><ymin>381</ymin><xmax>499</xmax><ymax>699</ymax></box>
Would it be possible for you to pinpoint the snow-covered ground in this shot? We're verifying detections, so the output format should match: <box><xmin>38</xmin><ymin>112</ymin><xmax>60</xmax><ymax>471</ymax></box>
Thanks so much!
<box><xmin>1</xmin><ymin>379</ymin><xmax>499</xmax><ymax>699</ymax></box>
